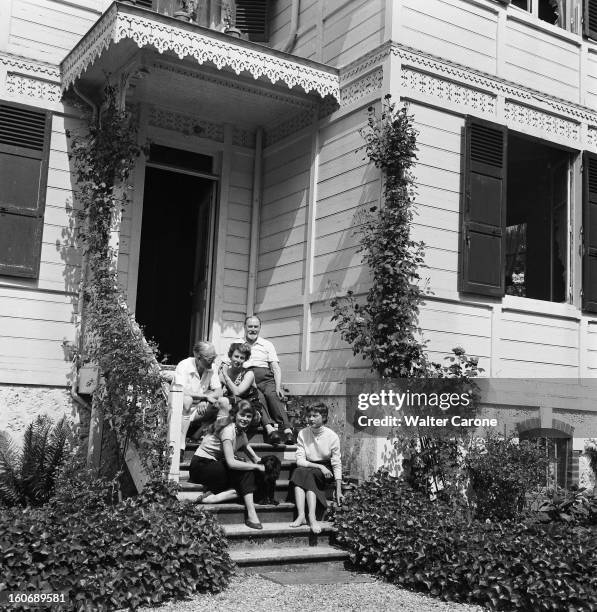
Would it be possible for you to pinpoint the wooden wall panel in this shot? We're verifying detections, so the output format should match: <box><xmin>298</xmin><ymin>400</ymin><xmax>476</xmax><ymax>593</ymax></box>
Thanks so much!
<box><xmin>504</xmin><ymin>17</ymin><xmax>580</xmax><ymax>102</ymax></box>
<box><xmin>401</xmin><ymin>0</ymin><xmax>497</xmax><ymax>74</ymax></box>
<box><xmin>322</xmin><ymin>0</ymin><xmax>384</xmax><ymax>66</ymax></box>
<box><xmin>258</xmin><ymin>135</ymin><xmax>311</xmax><ymax>305</ymax></box>
<box><xmin>9</xmin><ymin>0</ymin><xmax>102</xmax><ymax>64</ymax></box>
<box><xmin>588</xmin><ymin>51</ymin><xmax>597</xmax><ymax>113</ymax></box>
<box><xmin>221</xmin><ymin>152</ymin><xmax>253</xmax><ymax>316</ymax></box>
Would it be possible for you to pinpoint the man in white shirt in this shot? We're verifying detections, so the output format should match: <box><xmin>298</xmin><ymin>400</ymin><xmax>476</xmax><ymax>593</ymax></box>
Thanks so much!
<box><xmin>234</xmin><ymin>315</ymin><xmax>294</xmax><ymax>445</ymax></box>
<box><xmin>173</xmin><ymin>341</ymin><xmax>227</xmax><ymax>451</ymax></box>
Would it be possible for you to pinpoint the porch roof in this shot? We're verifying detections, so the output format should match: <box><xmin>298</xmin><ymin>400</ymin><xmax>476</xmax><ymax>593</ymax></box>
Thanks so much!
<box><xmin>60</xmin><ymin>2</ymin><xmax>340</xmax><ymax>101</ymax></box>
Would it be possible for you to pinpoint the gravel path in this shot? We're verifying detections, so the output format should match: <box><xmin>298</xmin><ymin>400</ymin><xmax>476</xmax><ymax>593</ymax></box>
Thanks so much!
<box><xmin>140</xmin><ymin>573</ymin><xmax>485</xmax><ymax>612</ymax></box>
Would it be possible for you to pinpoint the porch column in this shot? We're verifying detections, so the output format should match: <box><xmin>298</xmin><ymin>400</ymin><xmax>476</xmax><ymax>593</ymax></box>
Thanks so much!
<box><xmin>247</xmin><ymin>127</ymin><xmax>263</xmax><ymax>316</ymax></box>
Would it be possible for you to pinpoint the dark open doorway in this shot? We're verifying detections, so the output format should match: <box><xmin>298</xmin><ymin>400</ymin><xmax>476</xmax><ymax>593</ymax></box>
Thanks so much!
<box><xmin>135</xmin><ymin>165</ymin><xmax>216</xmax><ymax>364</ymax></box>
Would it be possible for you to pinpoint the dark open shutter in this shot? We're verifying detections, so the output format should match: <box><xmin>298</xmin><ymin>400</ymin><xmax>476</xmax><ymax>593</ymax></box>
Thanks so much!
<box><xmin>583</xmin><ymin>152</ymin><xmax>597</xmax><ymax>313</ymax></box>
<box><xmin>0</xmin><ymin>102</ymin><xmax>51</xmax><ymax>278</ymax></box>
<box><xmin>584</xmin><ymin>0</ymin><xmax>597</xmax><ymax>40</ymax></box>
<box><xmin>235</xmin><ymin>0</ymin><xmax>269</xmax><ymax>42</ymax></box>
<box><xmin>459</xmin><ymin>117</ymin><xmax>507</xmax><ymax>297</ymax></box>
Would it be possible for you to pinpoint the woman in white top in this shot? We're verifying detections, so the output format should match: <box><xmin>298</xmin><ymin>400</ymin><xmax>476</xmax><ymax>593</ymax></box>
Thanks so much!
<box><xmin>289</xmin><ymin>403</ymin><xmax>343</xmax><ymax>534</ymax></box>
<box><xmin>189</xmin><ymin>399</ymin><xmax>265</xmax><ymax>529</ymax></box>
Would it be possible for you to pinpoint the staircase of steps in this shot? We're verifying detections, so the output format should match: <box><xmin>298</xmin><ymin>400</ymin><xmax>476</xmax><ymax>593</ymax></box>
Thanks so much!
<box><xmin>177</xmin><ymin>430</ymin><xmax>349</xmax><ymax>569</ymax></box>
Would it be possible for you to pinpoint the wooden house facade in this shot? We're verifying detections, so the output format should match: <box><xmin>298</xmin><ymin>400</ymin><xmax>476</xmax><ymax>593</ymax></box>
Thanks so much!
<box><xmin>1</xmin><ymin>0</ymin><xmax>597</xmax><ymax>487</ymax></box>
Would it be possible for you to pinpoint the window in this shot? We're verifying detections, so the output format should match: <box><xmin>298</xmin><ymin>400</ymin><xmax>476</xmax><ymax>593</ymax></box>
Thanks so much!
<box><xmin>459</xmin><ymin>117</ymin><xmax>583</xmax><ymax>305</ymax></box>
<box><xmin>234</xmin><ymin>0</ymin><xmax>269</xmax><ymax>42</ymax></box>
<box><xmin>0</xmin><ymin>102</ymin><xmax>51</xmax><ymax>279</ymax></box>
<box><xmin>520</xmin><ymin>429</ymin><xmax>573</xmax><ymax>489</ymax></box>
<box><xmin>510</xmin><ymin>0</ymin><xmax>588</xmax><ymax>34</ymax></box>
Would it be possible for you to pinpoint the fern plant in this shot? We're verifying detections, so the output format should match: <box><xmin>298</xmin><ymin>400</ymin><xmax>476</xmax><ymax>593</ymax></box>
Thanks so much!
<box><xmin>0</xmin><ymin>415</ymin><xmax>72</xmax><ymax>507</ymax></box>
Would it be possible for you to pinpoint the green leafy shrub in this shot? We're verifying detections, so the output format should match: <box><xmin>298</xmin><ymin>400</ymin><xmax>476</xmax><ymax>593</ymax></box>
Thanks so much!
<box><xmin>333</xmin><ymin>471</ymin><xmax>597</xmax><ymax>611</ymax></box>
<box><xmin>0</xmin><ymin>416</ymin><xmax>72</xmax><ymax>508</ymax></box>
<box><xmin>0</xmin><ymin>482</ymin><xmax>233</xmax><ymax>610</ymax></box>
<box><xmin>465</xmin><ymin>435</ymin><xmax>548</xmax><ymax>520</ymax></box>
<box><xmin>536</xmin><ymin>487</ymin><xmax>597</xmax><ymax>526</ymax></box>
<box><xmin>330</xmin><ymin>96</ymin><xmax>427</xmax><ymax>378</ymax></box>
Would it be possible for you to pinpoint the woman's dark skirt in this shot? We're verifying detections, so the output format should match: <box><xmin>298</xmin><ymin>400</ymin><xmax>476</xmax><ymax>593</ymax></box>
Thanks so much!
<box><xmin>189</xmin><ymin>456</ymin><xmax>257</xmax><ymax>497</ymax></box>
<box><xmin>289</xmin><ymin>460</ymin><xmax>333</xmax><ymax>510</ymax></box>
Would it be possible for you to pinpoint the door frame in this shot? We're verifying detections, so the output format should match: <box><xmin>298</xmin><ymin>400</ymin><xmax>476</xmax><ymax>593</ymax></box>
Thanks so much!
<box><xmin>128</xmin><ymin>151</ymin><xmax>220</xmax><ymax>356</ymax></box>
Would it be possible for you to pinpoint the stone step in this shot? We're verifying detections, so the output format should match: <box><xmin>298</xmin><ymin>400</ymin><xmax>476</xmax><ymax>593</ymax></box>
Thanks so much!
<box><xmin>201</xmin><ymin>502</ymin><xmax>296</xmax><ymax>524</ymax></box>
<box><xmin>184</xmin><ymin>442</ymin><xmax>297</xmax><ymax>462</ymax></box>
<box><xmin>224</xmin><ymin>521</ymin><xmax>335</xmax><ymax>548</ymax></box>
<box><xmin>180</xmin><ymin>459</ymin><xmax>296</xmax><ymax>480</ymax></box>
<box><xmin>178</xmin><ymin>478</ymin><xmax>291</xmax><ymax>502</ymax></box>
<box><xmin>180</xmin><ymin>455</ymin><xmax>296</xmax><ymax>478</ymax></box>
<box><xmin>230</xmin><ymin>544</ymin><xmax>349</xmax><ymax>568</ymax></box>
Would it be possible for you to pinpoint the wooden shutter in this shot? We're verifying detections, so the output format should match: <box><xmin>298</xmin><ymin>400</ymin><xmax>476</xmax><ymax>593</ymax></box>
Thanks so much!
<box><xmin>459</xmin><ymin>117</ymin><xmax>507</xmax><ymax>297</ymax></box>
<box><xmin>584</xmin><ymin>0</ymin><xmax>597</xmax><ymax>40</ymax></box>
<box><xmin>235</xmin><ymin>0</ymin><xmax>269</xmax><ymax>42</ymax></box>
<box><xmin>583</xmin><ymin>152</ymin><xmax>597</xmax><ymax>312</ymax></box>
<box><xmin>0</xmin><ymin>102</ymin><xmax>51</xmax><ymax>278</ymax></box>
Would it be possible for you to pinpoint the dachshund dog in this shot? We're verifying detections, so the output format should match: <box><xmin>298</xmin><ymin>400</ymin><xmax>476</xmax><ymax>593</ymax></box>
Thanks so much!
<box><xmin>255</xmin><ymin>454</ymin><xmax>282</xmax><ymax>505</ymax></box>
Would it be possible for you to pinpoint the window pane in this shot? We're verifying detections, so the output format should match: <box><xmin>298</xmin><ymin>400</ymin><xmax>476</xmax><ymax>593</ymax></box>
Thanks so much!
<box><xmin>506</xmin><ymin>134</ymin><xmax>569</xmax><ymax>302</ymax></box>
<box><xmin>512</xmin><ymin>0</ymin><xmax>530</xmax><ymax>10</ymax></box>
<box><xmin>0</xmin><ymin>152</ymin><xmax>42</xmax><ymax>211</ymax></box>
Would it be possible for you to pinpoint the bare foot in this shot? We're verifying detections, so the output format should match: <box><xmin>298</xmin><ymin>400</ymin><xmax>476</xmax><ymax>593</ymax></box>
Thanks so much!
<box><xmin>290</xmin><ymin>516</ymin><xmax>307</xmax><ymax>528</ymax></box>
<box><xmin>309</xmin><ymin>520</ymin><xmax>322</xmax><ymax>534</ymax></box>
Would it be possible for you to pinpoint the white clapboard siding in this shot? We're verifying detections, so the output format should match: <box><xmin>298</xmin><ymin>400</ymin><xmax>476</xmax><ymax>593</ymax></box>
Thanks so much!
<box><xmin>322</xmin><ymin>0</ymin><xmax>384</xmax><ymax>66</ymax></box>
<box><xmin>588</xmin><ymin>53</ymin><xmax>597</xmax><ymax>113</ymax></box>
<box><xmin>258</xmin><ymin>135</ymin><xmax>311</xmax><ymax>305</ymax></box>
<box><xmin>225</xmin><ymin>252</ymin><xmax>249</xmax><ymax>273</ymax></box>
<box><xmin>587</xmin><ymin>323</ymin><xmax>597</xmax><ymax>373</ymax></box>
<box><xmin>256</xmin><ymin>279</ymin><xmax>303</xmax><ymax>305</ymax></box>
<box><xmin>401</xmin><ymin>0</ymin><xmax>497</xmax><ymax>74</ymax></box>
<box><xmin>293</xmin><ymin>28</ymin><xmax>318</xmax><ymax>61</ymax></box>
<box><xmin>259</xmin><ymin>242</ymin><xmax>306</xmax><ymax>270</ymax></box>
<box><xmin>268</xmin><ymin>0</ymin><xmax>292</xmax><ymax>48</ymax></box>
<box><xmin>504</xmin><ymin>17</ymin><xmax>580</xmax><ymax>102</ymax></box>
<box><xmin>9</xmin><ymin>0</ymin><xmax>101</xmax><ymax>64</ymax></box>
<box><xmin>257</xmin><ymin>306</ymin><xmax>303</xmax><ymax>372</ymax></box>
<box><xmin>419</xmin><ymin>301</ymin><xmax>492</xmax><ymax>340</ymax></box>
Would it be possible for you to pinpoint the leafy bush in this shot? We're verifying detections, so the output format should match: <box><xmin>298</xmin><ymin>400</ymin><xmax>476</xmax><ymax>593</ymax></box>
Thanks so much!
<box><xmin>0</xmin><ymin>481</ymin><xmax>233</xmax><ymax>610</ymax></box>
<box><xmin>536</xmin><ymin>487</ymin><xmax>597</xmax><ymax>526</ymax></box>
<box><xmin>333</xmin><ymin>471</ymin><xmax>597</xmax><ymax>611</ymax></box>
<box><xmin>465</xmin><ymin>435</ymin><xmax>548</xmax><ymax>520</ymax></box>
<box><xmin>330</xmin><ymin>96</ymin><xmax>427</xmax><ymax>378</ymax></box>
<box><xmin>68</xmin><ymin>86</ymin><xmax>168</xmax><ymax>477</ymax></box>
<box><xmin>0</xmin><ymin>416</ymin><xmax>72</xmax><ymax>508</ymax></box>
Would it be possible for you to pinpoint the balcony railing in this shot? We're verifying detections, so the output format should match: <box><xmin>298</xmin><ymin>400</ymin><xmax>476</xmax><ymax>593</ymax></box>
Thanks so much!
<box><xmin>128</xmin><ymin>0</ymin><xmax>269</xmax><ymax>42</ymax></box>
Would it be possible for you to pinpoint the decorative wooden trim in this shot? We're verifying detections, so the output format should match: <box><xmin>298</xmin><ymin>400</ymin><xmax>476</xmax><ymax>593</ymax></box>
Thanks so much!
<box><xmin>401</xmin><ymin>67</ymin><xmax>497</xmax><ymax>116</ymax></box>
<box><xmin>340</xmin><ymin>68</ymin><xmax>383</xmax><ymax>107</ymax></box>
<box><xmin>148</xmin><ymin>106</ymin><xmax>225</xmax><ymax>142</ymax></box>
<box><xmin>0</xmin><ymin>53</ymin><xmax>60</xmax><ymax>80</ymax></box>
<box><xmin>60</xmin><ymin>3</ymin><xmax>340</xmax><ymax>100</ymax></box>
<box><xmin>505</xmin><ymin>100</ymin><xmax>580</xmax><ymax>142</ymax></box>
<box><xmin>392</xmin><ymin>42</ymin><xmax>597</xmax><ymax>125</ymax></box>
<box><xmin>5</xmin><ymin>73</ymin><xmax>62</xmax><ymax>104</ymax></box>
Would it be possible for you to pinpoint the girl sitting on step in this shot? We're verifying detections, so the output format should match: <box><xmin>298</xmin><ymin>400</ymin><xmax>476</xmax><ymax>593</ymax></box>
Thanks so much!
<box><xmin>290</xmin><ymin>403</ymin><xmax>344</xmax><ymax>534</ymax></box>
<box><xmin>189</xmin><ymin>399</ymin><xmax>266</xmax><ymax>530</ymax></box>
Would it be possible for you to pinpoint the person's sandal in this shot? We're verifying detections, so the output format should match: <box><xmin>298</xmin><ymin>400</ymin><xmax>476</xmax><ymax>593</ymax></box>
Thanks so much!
<box><xmin>244</xmin><ymin>519</ymin><xmax>263</xmax><ymax>530</ymax></box>
<box><xmin>194</xmin><ymin>491</ymin><xmax>211</xmax><ymax>504</ymax></box>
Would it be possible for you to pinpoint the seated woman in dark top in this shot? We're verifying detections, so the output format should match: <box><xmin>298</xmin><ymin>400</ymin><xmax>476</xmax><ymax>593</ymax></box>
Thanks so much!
<box><xmin>189</xmin><ymin>399</ymin><xmax>265</xmax><ymax>529</ymax></box>
<box><xmin>219</xmin><ymin>342</ymin><xmax>282</xmax><ymax>445</ymax></box>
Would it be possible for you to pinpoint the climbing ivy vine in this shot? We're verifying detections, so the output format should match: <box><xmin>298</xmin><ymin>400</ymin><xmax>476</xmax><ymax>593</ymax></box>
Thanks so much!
<box><xmin>331</xmin><ymin>95</ymin><xmax>428</xmax><ymax>378</ymax></box>
<box><xmin>68</xmin><ymin>86</ymin><xmax>168</xmax><ymax>479</ymax></box>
